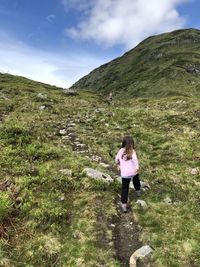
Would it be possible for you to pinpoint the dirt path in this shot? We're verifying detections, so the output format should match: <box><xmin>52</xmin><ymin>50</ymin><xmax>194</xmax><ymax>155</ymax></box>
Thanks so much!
<box><xmin>60</xmin><ymin>120</ymin><xmax>145</xmax><ymax>267</ymax></box>
<box><xmin>113</xmin><ymin>201</ymin><xmax>144</xmax><ymax>267</ymax></box>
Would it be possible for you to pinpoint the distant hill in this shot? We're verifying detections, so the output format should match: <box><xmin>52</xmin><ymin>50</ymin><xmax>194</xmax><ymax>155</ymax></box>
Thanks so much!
<box><xmin>71</xmin><ymin>28</ymin><xmax>200</xmax><ymax>97</ymax></box>
<box><xmin>0</xmin><ymin>72</ymin><xmax>60</xmax><ymax>92</ymax></box>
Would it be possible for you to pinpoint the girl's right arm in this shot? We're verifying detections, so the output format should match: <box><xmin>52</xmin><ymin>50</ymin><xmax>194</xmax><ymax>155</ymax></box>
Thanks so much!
<box><xmin>132</xmin><ymin>150</ymin><xmax>139</xmax><ymax>173</ymax></box>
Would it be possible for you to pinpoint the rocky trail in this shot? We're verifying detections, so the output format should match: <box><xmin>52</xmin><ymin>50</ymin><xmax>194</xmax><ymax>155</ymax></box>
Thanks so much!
<box><xmin>113</xmin><ymin>205</ymin><xmax>144</xmax><ymax>267</ymax></box>
<box><xmin>58</xmin><ymin>117</ymin><xmax>149</xmax><ymax>267</ymax></box>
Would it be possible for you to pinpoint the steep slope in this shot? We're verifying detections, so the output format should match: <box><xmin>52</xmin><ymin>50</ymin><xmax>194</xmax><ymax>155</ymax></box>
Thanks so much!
<box><xmin>71</xmin><ymin>28</ymin><xmax>200</xmax><ymax>97</ymax></box>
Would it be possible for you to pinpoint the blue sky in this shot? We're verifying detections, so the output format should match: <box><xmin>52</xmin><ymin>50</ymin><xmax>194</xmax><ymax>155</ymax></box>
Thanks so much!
<box><xmin>0</xmin><ymin>0</ymin><xmax>200</xmax><ymax>88</ymax></box>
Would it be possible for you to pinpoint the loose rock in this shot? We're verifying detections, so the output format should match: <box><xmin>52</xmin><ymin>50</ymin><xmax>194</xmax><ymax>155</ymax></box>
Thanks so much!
<box><xmin>136</xmin><ymin>200</ymin><xmax>148</xmax><ymax>210</ymax></box>
<box><xmin>190</xmin><ymin>167</ymin><xmax>199</xmax><ymax>175</ymax></box>
<box><xmin>83</xmin><ymin>168</ymin><xmax>113</xmax><ymax>183</ymax></box>
<box><xmin>39</xmin><ymin>105</ymin><xmax>46</xmax><ymax>110</ymax></box>
<box><xmin>130</xmin><ymin>245</ymin><xmax>153</xmax><ymax>267</ymax></box>
<box><xmin>59</xmin><ymin>129</ymin><xmax>67</xmax><ymax>135</ymax></box>
<box><xmin>164</xmin><ymin>197</ymin><xmax>173</xmax><ymax>205</ymax></box>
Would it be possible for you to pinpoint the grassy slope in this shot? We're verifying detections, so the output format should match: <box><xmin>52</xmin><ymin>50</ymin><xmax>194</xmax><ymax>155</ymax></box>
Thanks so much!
<box><xmin>0</xmin><ymin>73</ymin><xmax>200</xmax><ymax>267</ymax></box>
<box><xmin>71</xmin><ymin>28</ymin><xmax>200</xmax><ymax>98</ymax></box>
<box><xmin>0</xmin><ymin>74</ymin><xmax>120</xmax><ymax>267</ymax></box>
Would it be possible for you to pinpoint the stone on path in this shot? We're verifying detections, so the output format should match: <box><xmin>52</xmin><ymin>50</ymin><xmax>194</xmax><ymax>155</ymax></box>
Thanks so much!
<box><xmin>59</xmin><ymin>129</ymin><xmax>67</xmax><ymax>135</ymax></box>
<box><xmin>61</xmin><ymin>136</ymin><xmax>70</xmax><ymax>140</ymax></box>
<box><xmin>83</xmin><ymin>168</ymin><xmax>113</xmax><ymax>183</ymax></box>
<box><xmin>130</xmin><ymin>245</ymin><xmax>153</xmax><ymax>267</ymax></box>
<box><xmin>136</xmin><ymin>200</ymin><xmax>148</xmax><ymax>210</ymax></box>
<box><xmin>140</xmin><ymin>181</ymin><xmax>151</xmax><ymax>190</ymax></box>
<box><xmin>67</xmin><ymin>123</ymin><xmax>76</xmax><ymax>127</ymax></box>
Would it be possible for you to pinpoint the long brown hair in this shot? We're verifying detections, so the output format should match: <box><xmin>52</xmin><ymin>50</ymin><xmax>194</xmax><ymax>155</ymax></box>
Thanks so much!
<box><xmin>121</xmin><ymin>136</ymin><xmax>134</xmax><ymax>160</ymax></box>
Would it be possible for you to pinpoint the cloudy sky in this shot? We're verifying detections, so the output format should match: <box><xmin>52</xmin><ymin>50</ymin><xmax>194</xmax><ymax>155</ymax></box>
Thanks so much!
<box><xmin>0</xmin><ymin>0</ymin><xmax>200</xmax><ymax>88</ymax></box>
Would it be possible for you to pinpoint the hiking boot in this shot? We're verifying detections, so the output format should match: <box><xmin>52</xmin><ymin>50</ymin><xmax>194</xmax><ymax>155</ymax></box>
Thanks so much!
<box><xmin>121</xmin><ymin>203</ymin><xmax>128</xmax><ymax>213</ymax></box>
<box><xmin>136</xmin><ymin>190</ymin><xmax>141</xmax><ymax>197</ymax></box>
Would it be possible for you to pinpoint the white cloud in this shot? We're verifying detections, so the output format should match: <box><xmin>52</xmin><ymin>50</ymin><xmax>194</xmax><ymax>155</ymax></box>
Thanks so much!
<box><xmin>63</xmin><ymin>0</ymin><xmax>190</xmax><ymax>48</ymax></box>
<box><xmin>46</xmin><ymin>14</ymin><xmax>56</xmax><ymax>23</ymax></box>
<box><xmin>0</xmin><ymin>31</ymin><xmax>105</xmax><ymax>88</ymax></box>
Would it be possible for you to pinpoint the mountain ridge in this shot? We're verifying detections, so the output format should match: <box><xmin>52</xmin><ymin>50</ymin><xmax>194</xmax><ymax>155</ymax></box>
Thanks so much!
<box><xmin>71</xmin><ymin>28</ymin><xmax>200</xmax><ymax>98</ymax></box>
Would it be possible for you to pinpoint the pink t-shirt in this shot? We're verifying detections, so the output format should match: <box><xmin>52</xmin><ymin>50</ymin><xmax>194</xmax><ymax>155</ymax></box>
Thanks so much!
<box><xmin>115</xmin><ymin>148</ymin><xmax>139</xmax><ymax>177</ymax></box>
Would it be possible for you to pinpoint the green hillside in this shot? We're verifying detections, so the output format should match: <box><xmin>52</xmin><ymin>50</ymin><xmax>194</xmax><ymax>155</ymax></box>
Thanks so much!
<box><xmin>0</xmin><ymin>68</ymin><xmax>200</xmax><ymax>267</ymax></box>
<box><xmin>71</xmin><ymin>28</ymin><xmax>200</xmax><ymax>98</ymax></box>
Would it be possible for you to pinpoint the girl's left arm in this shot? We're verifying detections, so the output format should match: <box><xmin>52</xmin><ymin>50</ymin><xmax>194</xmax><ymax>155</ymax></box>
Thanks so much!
<box><xmin>115</xmin><ymin>149</ymin><xmax>121</xmax><ymax>164</ymax></box>
<box><xmin>115</xmin><ymin>150</ymin><xmax>121</xmax><ymax>171</ymax></box>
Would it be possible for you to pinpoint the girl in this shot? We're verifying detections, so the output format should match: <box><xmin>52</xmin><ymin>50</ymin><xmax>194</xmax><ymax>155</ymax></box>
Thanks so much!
<box><xmin>115</xmin><ymin>136</ymin><xmax>141</xmax><ymax>212</ymax></box>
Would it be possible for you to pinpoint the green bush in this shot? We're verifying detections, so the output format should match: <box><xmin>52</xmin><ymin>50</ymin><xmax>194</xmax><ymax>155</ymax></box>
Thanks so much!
<box><xmin>0</xmin><ymin>123</ymin><xmax>31</xmax><ymax>145</ymax></box>
<box><xmin>25</xmin><ymin>143</ymin><xmax>61</xmax><ymax>162</ymax></box>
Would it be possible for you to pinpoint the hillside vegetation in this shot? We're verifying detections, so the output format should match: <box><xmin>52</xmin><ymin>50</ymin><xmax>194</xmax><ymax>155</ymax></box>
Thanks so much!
<box><xmin>71</xmin><ymin>28</ymin><xmax>200</xmax><ymax>98</ymax></box>
<box><xmin>0</xmin><ymin>72</ymin><xmax>199</xmax><ymax>267</ymax></box>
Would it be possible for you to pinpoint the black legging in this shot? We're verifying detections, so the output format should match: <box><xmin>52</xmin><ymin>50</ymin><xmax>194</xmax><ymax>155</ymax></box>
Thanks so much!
<box><xmin>121</xmin><ymin>174</ymin><xmax>141</xmax><ymax>204</ymax></box>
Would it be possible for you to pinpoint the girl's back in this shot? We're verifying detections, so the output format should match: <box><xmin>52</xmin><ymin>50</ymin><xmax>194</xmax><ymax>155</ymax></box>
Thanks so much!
<box><xmin>115</xmin><ymin>147</ymin><xmax>139</xmax><ymax>177</ymax></box>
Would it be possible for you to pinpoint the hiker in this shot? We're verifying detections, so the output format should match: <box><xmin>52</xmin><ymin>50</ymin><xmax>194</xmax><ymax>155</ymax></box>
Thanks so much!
<box><xmin>115</xmin><ymin>136</ymin><xmax>141</xmax><ymax>213</ymax></box>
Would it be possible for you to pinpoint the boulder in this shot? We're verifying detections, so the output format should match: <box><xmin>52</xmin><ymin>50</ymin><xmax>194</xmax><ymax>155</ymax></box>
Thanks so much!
<box><xmin>83</xmin><ymin>168</ymin><xmax>113</xmax><ymax>183</ymax></box>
